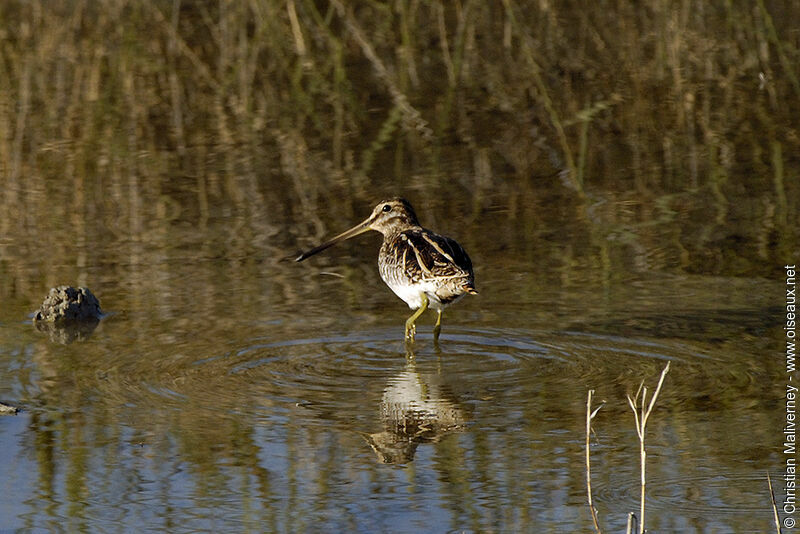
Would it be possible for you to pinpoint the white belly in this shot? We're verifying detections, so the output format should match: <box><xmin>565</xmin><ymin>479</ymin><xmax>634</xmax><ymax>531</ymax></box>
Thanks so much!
<box><xmin>384</xmin><ymin>278</ymin><xmax>446</xmax><ymax>311</ymax></box>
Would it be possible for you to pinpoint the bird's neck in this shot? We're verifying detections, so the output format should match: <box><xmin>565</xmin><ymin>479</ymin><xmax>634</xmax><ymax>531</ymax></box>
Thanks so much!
<box><xmin>381</xmin><ymin>224</ymin><xmax>420</xmax><ymax>240</ymax></box>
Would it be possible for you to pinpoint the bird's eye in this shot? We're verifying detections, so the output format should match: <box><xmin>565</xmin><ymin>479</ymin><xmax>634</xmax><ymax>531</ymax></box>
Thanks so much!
<box><xmin>382</xmin><ymin>204</ymin><xmax>392</xmax><ymax>212</ymax></box>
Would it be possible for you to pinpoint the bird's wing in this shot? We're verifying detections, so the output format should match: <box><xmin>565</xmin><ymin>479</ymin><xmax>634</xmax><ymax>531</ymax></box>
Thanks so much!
<box><xmin>396</xmin><ymin>229</ymin><xmax>474</xmax><ymax>282</ymax></box>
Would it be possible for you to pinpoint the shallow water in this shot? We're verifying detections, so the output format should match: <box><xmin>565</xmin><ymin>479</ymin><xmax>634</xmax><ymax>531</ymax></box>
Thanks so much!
<box><xmin>0</xmin><ymin>2</ymin><xmax>797</xmax><ymax>532</ymax></box>
<box><xmin>0</xmin><ymin>236</ymin><xmax>786</xmax><ymax>532</ymax></box>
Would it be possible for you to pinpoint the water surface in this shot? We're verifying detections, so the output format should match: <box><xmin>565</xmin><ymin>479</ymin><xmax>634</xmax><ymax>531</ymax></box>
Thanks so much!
<box><xmin>0</xmin><ymin>1</ymin><xmax>796</xmax><ymax>532</ymax></box>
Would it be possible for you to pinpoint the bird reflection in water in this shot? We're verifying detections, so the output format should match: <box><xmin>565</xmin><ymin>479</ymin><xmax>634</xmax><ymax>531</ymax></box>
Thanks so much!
<box><xmin>364</xmin><ymin>348</ymin><xmax>467</xmax><ymax>464</ymax></box>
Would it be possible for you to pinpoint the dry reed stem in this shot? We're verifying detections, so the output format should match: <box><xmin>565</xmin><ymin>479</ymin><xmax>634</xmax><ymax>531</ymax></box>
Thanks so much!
<box><xmin>585</xmin><ymin>389</ymin><xmax>604</xmax><ymax>533</ymax></box>
<box><xmin>626</xmin><ymin>361</ymin><xmax>671</xmax><ymax>534</ymax></box>
<box><xmin>287</xmin><ymin>0</ymin><xmax>307</xmax><ymax>57</ymax></box>
<box><xmin>625</xmin><ymin>512</ymin><xmax>637</xmax><ymax>534</ymax></box>
<box><xmin>767</xmin><ymin>471</ymin><xmax>783</xmax><ymax>534</ymax></box>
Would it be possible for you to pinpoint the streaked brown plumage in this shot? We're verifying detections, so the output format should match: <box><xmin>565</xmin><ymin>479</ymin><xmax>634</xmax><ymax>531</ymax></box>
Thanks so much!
<box><xmin>296</xmin><ymin>198</ymin><xmax>476</xmax><ymax>341</ymax></box>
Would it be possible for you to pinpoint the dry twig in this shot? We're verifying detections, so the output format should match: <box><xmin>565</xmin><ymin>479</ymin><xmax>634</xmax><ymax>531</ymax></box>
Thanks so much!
<box><xmin>585</xmin><ymin>389</ymin><xmax>604</xmax><ymax>533</ymax></box>
<box><xmin>626</xmin><ymin>361</ymin><xmax>671</xmax><ymax>534</ymax></box>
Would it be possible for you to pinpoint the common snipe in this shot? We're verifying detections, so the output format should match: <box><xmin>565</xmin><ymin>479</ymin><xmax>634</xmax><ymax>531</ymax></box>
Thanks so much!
<box><xmin>296</xmin><ymin>198</ymin><xmax>476</xmax><ymax>342</ymax></box>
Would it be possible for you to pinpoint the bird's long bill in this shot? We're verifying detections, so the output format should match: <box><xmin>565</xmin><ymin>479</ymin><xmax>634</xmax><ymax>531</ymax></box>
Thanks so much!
<box><xmin>295</xmin><ymin>218</ymin><xmax>372</xmax><ymax>262</ymax></box>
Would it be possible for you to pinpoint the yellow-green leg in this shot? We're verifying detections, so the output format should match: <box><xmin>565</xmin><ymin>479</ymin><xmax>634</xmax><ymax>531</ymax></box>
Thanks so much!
<box><xmin>433</xmin><ymin>309</ymin><xmax>443</xmax><ymax>341</ymax></box>
<box><xmin>405</xmin><ymin>294</ymin><xmax>429</xmax><ymax>342</ymax></box>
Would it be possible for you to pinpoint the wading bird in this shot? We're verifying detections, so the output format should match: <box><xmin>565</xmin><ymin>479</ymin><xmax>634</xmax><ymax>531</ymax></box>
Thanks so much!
<box><xmin>296</xmin><ymin>198</ymin><xmax>476</xmax><ymax>342</ymax></box>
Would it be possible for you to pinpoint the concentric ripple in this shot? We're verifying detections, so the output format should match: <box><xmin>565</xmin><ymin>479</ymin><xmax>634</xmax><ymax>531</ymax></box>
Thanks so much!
<box><xmin>94</xmin><ymin>323</ymin><xmax>757</xmax><ymax>431</ymax></box>
<box><xmin>167</xmin><ymin>325</ymin><xmax>739</xmax><ymax>421</ymax></box>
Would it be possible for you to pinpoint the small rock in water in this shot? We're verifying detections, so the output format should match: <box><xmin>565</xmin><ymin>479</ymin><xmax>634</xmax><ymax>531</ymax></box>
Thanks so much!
<box><xmin>33</xmin><ymin>286</ymin><xmax>103</xmax><ymax>323</ymax></box>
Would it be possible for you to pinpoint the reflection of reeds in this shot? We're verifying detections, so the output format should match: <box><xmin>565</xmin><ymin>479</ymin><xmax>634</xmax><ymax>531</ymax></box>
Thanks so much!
<box><xmin>0</xmin><ymin>1</ymin><xmax>796</xmax><ymax>296</ymax></box>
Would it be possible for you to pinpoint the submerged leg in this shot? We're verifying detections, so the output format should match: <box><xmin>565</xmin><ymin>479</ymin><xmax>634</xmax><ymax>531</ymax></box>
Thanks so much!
<box><xmin>405</xmin><ymin>294</ymin><xmax>429</xmax><ymax>342</ymax></box>
<box><xmin>433</xmin><ymin>309</ymin><xmax>443</xmax><ymax>341</ymax></box>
